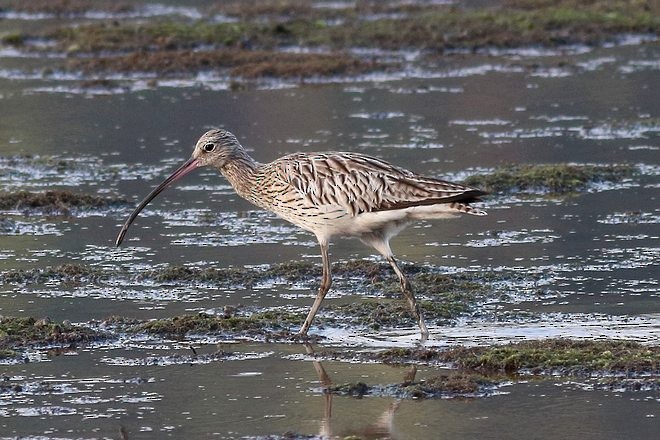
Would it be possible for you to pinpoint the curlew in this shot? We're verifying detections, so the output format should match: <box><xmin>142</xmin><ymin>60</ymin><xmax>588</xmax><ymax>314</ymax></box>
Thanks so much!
<box><xmin>116</xmin><ymin>129</ymin><xmax>487</xmax><ymax>339</ymax></box>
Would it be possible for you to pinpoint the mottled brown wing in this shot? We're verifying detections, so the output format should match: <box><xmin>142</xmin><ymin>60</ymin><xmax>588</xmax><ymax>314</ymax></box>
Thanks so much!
<box><xmin>273</xmin><ymin>152</ymin><xmax>486</xmax><ymax>216</ymax></box>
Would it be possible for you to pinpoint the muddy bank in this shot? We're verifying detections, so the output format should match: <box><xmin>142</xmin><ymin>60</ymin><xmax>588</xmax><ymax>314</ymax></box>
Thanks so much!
<box><xmin>2</xmin><ymin>0</ymin><xmax>657</xmax><ymax>81</ymax></box>
<box><xmin>0</xmin><ymin>190</ymin><xmax>126</xmax><ymax>215</ymax></box>
<box><xmin>69</xmin><ymin>49</ymin><xmax>389</xmax><ymax>79</ymax></box>
<box><xmin>0</xmin><ymin>0</ymin><xmax>132</xmax><ymax>15</ymax></box>
<box><xmin>1</xmin><ymin>260</ymin><xmax>509</xmax><ymax>326</ymax></box>
<box><xmin>3</xmin><ymin>315</ymin><xmax>658</xmax><ymax>376</ymax></box>
<box><xmin>463</xmin><ymin>163</ymin><xmax>635</xmax><ymax>194</ymax></box>
<box><xmin>330</xmin><ymin>372</ymin><xmax>500</xmax><ymax>399</ymax></box>
<box><xmin>4</xmin><ymin>314</ymin><xmax>656</xmax><ymax>399</ymax></box>
<box><xmin>108</xmin><ymin>312</ymin><xmax>300</xmax><ymax>342</ymax></box>
<box><xmin>372</xmin><ymin>339</ymin><xmax>659</xmax><ymax>376</ymax></box>
<box><xmin>315</xmin><ymin>339</ymin><xmax>660</xmax><ymax>397</ymax></box>
<box><xmin>20</xmin><ymin>1</ymin><xmax>659</xmax><ymax>53</ymax></box>
<box><xmin>0</xmin><ymin>316</ymin><xmax>105</xmax><ymax>360</ymax></box>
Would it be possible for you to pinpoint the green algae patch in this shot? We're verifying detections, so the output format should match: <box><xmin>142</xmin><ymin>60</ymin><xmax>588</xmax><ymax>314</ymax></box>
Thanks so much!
<box><xmin>130</xmin><ymin>312</ymin><xmax>297</xmax><ymax>338</ymax></box>
<box><xmin>328</xmin><ymin>268</ymin><xmax>489</xmax><ymax>327</ymax></box>
<box><xmin>0</xmin><ymin>0</ymin><xmax>133</xmax><ymax>15</ymax></box>
<box><xmin>32</xmin><ymin>1</ymin><xmax>660</xmax><ymax>53</ymax></box>
<box><xmin>376</xmin><ymin>339</ymin><xmax>660</xmax><ymax>376</ymax></box>
<box><xmin>330</xmin><ymin>381</ymin><xmax>370</xmax><ymax>398</ymax></box>
<box><xmin>463</xmin><ymin>164</ymin><xmax>635</xmax><ymax>194</ymax></box>
<box><xmin>322</xmin><ymin>1</ymin><xmax>659</xmax><ymax>51</ymax></box>
<box><xmin>145</xmin><ymin>261</ymin><xmax>491</xmax><ymax>327</ymax></box>
<box><xmin>1</xmin><ymin>260</ymin><xmax>503</xmax><ymax>329</ymax></box>
<box><xmin>1</xmin><ymin>33</ymin><xmax>24</xmax><ymax>46</ymax></box>
<box><xmin>135</xmin><ymin>313</ymin><xmax>251</xmax><ymax>335</ymax></box>
<box><xmin>68</xmin><ymin>49</ymin><xmax>388</xmax><ymax>79</ymax></box>
<box><xmin>442</xmin><ymin>339</ymin><xmax>659</xmax><ymax>375</ymax></box>
<box><xmin>330</xmin><ymin>373</ymin><xmax>498</xmax><ymax>399</ymax></box>
<box><xmin>145</xmin><ymin>261</ymin><xmax>320</xmax><ymax>286</ymax></box>
<box><xmin>0</xmin><ymin>316</ymin><xmax>105</xmax><ymax>352</ymax></box>
<box><xmin>5</xmin><ymin>0</ymin><xmax>657</xmax><ymax>83</ymax></box>
<box><xmin>0</xmin><ymin>348</ymin><xmax>20</xmax><ymax>360</ymax></box>
<box><xmin>331</xmin><ymin>297</ymin><xmax>471</xmax><ymax>329</ymax></box>
<box><xmin>1</xmin><ymin>263</ymin><xmax>105</xmax><ymax>285</ymax></box>
<box><xmin>0</xmin><ymin>190</ymin><xmax>127</xmax><ymax>214</ymax></box>
<box><xmin>399</xmin><ymin>373</ymin><xmax>497</xmax><ymax>397</ymax></box>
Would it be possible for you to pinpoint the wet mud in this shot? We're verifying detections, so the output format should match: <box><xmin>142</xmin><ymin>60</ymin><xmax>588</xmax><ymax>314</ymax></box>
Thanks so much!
<box><xmin>0</xmin><ymin>259</ymin><xmax>520</xmax><ymax>327</ymax></box>
<box><xmin>1</xmin><ymin>1</ymin><xmax>658</xmax><ymax>437</ymax></box>
<box><xmin>0</xmin><ymin>190</ymin><xmax>126</xmax><ymax>215</ymax></box>
<box><xmin>2</xmin><ymin>312</ymin><xmax>656</xmax><ymax>398</ymax></box>
<box><xmin>330</xmin><ymin>372</ymin><xmax>500</xmax><ymax>399</ymax></box>
<box><xmin>0</xmin><ymin>316</ymin><xmax>104</xmax><ymax>360</ymax></box>
<box><xmin>1</xmin><ymin>0</ymin><xmax>657</xmax><ymax>83</ymax></box>
<box><xmin>371</xmin><ymin>339</ymin><xmax>659</xmax><ymax>375</ymax></box>
<box><xmin>463</xmin><ymin>163</ymin><xmax>635</xmax><ymax>194</ymax></box>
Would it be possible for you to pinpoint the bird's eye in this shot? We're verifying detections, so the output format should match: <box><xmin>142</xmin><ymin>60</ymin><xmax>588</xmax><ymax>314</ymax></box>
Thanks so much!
<box><xmin>203</xmin><ymin>143</ymin><xmax>215</xmax><ymax>152</ymax></box>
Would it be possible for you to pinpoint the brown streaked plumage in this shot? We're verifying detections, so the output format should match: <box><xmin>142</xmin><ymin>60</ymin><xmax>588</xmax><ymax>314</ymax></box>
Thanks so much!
<box><xmin>116</xmin><ymin>129</ymin><xmax>487</xmax><ymax>339</ymax></box>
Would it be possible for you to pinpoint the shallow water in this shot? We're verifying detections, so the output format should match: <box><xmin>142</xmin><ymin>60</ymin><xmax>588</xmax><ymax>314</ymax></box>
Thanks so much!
<box><xmin>0</xmin><ymin>4</ymin><xmax>659</xmax><ymax>439</ymax></box>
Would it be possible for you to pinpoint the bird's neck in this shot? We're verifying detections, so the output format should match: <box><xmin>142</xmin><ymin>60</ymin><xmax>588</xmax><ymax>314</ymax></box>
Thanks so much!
<box><xmin>219</xmin><ymin>151</ymin><xmax>261</xmax><ymax>198</ymax></box>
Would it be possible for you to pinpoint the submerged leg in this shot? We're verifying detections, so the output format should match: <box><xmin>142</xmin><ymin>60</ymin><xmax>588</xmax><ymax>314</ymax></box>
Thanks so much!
<box><xmin>386</xmin><ymin>255</ymin><xmax>429</xmax><ymax>340</ymax></box>
<box><xmin>299</xmin><ymin>240</ymin><xmax>332</xmax><ymax>336</ymax></box>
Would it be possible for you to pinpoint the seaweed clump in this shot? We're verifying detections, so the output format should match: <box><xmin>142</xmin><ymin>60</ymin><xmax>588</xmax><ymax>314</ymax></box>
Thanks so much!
<box><xmin>0</xmin><ymin>190</ymin><xmax>126</xmax><ymax>214</ymax></box>
<box><xmin>0</xmin><ymin>0</ymin><xmax>133</xmax><ymax>15</ymax></box>
<box><xmin>33</xmin><ymin>1</ymin><xmax>660</xmax><ymax>53</ymax></box>
<box><xmin>463</xmin><ymin>164</ymin><xmax>635</xmax><ymax>194</ymax></box>
<box><xmin>3</xmin><ymin>0</ymin><xmax>657</xmax><ymax>83</ymax></box>
<box><xmin>399</xmin><ymin>373</ymin><xmax>496</xmax><ymax>398</ymax></box>
<box><xmin>0</xmin><ymin>316</ymin><xmax>105</xmax><ymax>356</ymax></box>
<box><xmin>330</xmin><ymin>373</ymin><xmax>497</xmax><ymax>399</ymax></box>
<box><xmin>1</xmin><ymin>263</ymin><xmax>105</xmax><ymax>285</ymax></box>
<box><xmin>440</xmin><ymin>339</ymin><xmax>658</xmax><ymax>375</ymax></box>
<box><xmin>375</xmin><ymin>339</ymin><xmax>659</xmax><ymax>376</ymax></box>
<box><xmin>129</xmin><ymin>312</ymin><xmax>299</xmax><ymax>338</ymax></box>
<box><xmin>146</xmin><ymin>260</ymin><xmax>319</xmax><ymax>286</ymax></box>
<box><xmin>69</xmin><ymin>49</ymin><xmax>386</xmax><ymax>79</ymax></box>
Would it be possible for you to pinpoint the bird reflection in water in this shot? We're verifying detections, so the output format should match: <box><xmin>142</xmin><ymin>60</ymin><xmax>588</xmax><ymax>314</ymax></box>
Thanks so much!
<box><xmin>305</xmin><ymin>344</ymin><xmax>416</xmax><ymax>439</ymax></box>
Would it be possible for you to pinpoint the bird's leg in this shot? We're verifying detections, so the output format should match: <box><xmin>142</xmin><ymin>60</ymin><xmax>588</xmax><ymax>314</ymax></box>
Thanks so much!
<box><xmin>386</xmin><ymin>256</ymin><xmax>429</xmax><ymax>339</ymax></box>
<box><xmin>299</xmin><ymin>241</ymin><xmax>332</xmax><ymax>336</ymax></box>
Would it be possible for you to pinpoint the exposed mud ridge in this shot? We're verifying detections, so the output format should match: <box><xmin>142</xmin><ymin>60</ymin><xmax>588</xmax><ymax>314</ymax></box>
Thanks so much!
<box><xmin>463</xmin><ymin>163</ymin><xmax>635</xmax><ymax>194</ymax></box>
<box><xmin>330</xmin><ymin>372</ymin><xmax>500</xmax><ymax>399</ymax></box>
<box><xmin>584</xmin><ymin>377</ymin><xmax>660</xmax><ymax>392</ymax></box>
<box><xmin>0</xmin><ymin>0</ymin><xmax>133</xmax><ymax>15</ymax></box>
<box><xmin>0</xmin><ymin>316</ymin><xmax>105</xmax><ymax>360</ymax></box>
<box><xmin>0</xmin><ymin>263</ymin><xmax>105</xmax><ymax>284</ymax></box>
<box><xmin>207</xmin><ymin>0</ymin><xmax>439</xmax><ymax>19</ymax></box>
<box><xmin>0</xmin><ymin>190</ymin><xmax>127</xmax><ymax>215</ymax></box>
<box><xmin>331</xmin><ymin>297</ymin><xmax>474</xmax><ymax>329</ymax></box>
<box><xmin>2</xmin><ymin>0</ymin><xmax>657</xmax><ymax>82</ymax></box>
<box><xmin>22</xmin><ymin>1</ymin><xmax>658</xmax><ymax>53</ymax></box>
<box><xmin>310</xmin><ymin>339</ymin><xmax>660</xmax><ymax>394</ymax></box>
<box><xmin>110</xmin><ymin>312</ymin><xmax>300</xmax><ymax>342</ymax></box>
<box><xmin>1</xmin><ymin>260</ymin><xmax>507</xmax><ymax>325</ymax></box>
<box><xmin>373</xmin><ymin>339</ymin><xmax>659</xmax><ymax>376</ymax></box>
<box><xmin>0</xmin><ymin>216</ymin><xmax>17</xmax><ymax>233</ymax></box>
<box><xmin>68</xmin><ymin>49</ymin><xmax>389</xmax><ymax>80</ymax></box>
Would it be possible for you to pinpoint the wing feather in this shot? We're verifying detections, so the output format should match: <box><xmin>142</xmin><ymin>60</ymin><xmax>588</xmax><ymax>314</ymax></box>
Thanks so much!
<box><xmin>271</xmin><ymin>152</ymin><xmax>486</xmax><ymax>216</ymax></box>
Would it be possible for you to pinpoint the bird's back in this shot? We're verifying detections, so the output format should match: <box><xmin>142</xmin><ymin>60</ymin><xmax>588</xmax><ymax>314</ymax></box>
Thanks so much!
<box><xmin>241</xmin><ymin>151</ymin><xmax>486</xmax><ymax>237</ymax></box>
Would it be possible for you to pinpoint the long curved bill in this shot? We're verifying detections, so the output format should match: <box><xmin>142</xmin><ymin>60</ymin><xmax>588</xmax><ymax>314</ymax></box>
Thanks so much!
<box><xmin>115</xmin><ymin>157</ymin><xmax>199</xmax><ymax>246</ymax></box>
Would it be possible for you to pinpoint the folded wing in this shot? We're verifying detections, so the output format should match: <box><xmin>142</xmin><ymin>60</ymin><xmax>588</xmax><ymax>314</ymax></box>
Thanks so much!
<box><xmin>276</xmin><ymin>152</ymin><xmax>487</xmax><ymax>216</ymax></box>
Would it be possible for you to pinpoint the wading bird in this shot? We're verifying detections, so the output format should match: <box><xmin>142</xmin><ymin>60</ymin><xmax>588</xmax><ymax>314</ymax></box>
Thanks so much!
<box><xmin>116</xmin><ymin>129</ymin><xmax>487</xmax><ymax>339</ymax></box>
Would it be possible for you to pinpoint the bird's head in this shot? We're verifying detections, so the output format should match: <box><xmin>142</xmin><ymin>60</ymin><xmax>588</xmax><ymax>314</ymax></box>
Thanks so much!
<box><xmin>192</xmin><ymin>128</ymin><xmax>244</xmax><ymax>169</ymax></box>
<box><xmin>115</xmin><ymin>128</ymin><xmax>241</xmax><ymax>246</ymax></box>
